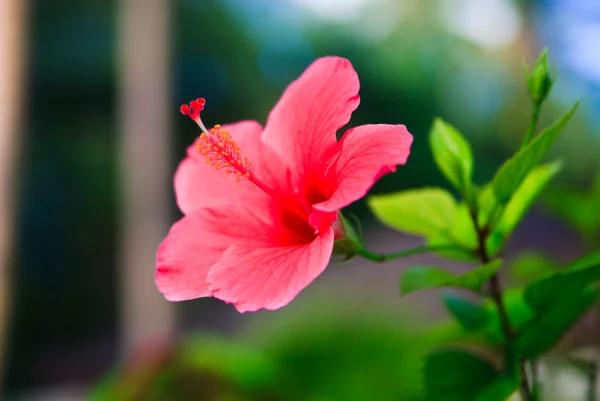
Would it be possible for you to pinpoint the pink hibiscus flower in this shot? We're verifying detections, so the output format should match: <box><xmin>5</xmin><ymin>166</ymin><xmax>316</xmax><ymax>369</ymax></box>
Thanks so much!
<box><xmin>155</xmin><ymin>56</ymin><xmax>413</xmax><ymax>312</ymax></box>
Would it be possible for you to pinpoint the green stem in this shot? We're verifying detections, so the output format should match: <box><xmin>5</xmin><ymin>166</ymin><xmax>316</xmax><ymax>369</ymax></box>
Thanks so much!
<box><xmin>588</xmin><ymin>362</ymin><xmax>597</xmax><ymax>401</ymax></box>
<box><xmin>484</xmin><ymin>202</ymin><xmax>506</xmax><ymax>232</ymax></box>
<box><xmin>530</xmin><ymin>360</ymin><xmax>540</xmax><ymax>401</ymax></box>
<box><xmin>355</xmin><ymin>245</ymin><xmax>461</xmax><ymax>263</ymax></box>
<box><xmin>469</xmin><ymin>209</ymin><xmax>533</xmax><ymax>401</ymax></box>
<box><xmin>521</xmin><ymin>101</ymin><xmax>542</xmax><ymax>149</ymax></box>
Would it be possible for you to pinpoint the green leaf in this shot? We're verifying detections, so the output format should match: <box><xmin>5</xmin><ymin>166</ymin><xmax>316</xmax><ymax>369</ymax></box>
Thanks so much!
<box><xmin>477</xmin><ymin>184</ymin><xmax>499</xmax><ymax>228</ymax></box>
<box><xmin>566</xmin><ymin>250</ymin><xmax>600</xmax><ymax>272</ymax></box>
<box><xmin>449</xmin><ymin>260</ymin><xmax>503</xmax><ymax>292</ymax></box>
<box><xmin>367</xmin><ymin>187</ymin><xmax>457</xmax><ymax>238</ymax></box>
<box><xmin>425</xmin><ymin>202</ymin><xmax>478</xmax><ymax>262</ymax></box>
<box><xmin>401</xmin><ymin>260</ymin><xmax>502</xmax><ymax>295</ymax></box>
<box><xmin>429</xmin><ymin>118</ymin><xmax>474</xmax><ymax>194</ymax></box>
<box><xmin>401</xmin><ymin>266</ymin><xmax>455</xmax><ymax>295</ymax></box>
<box><xmin>443</xmin><ymin>293</ymin><xmax>490</xmax><ymax>331</ymax></box>
<box><xmin>423</xmin><ymin>349</ymin><xmax>499</xmax><ymax>401</ymax></box>
<box><xmin>524</xmin><ymin>251</ymin><xmax>600</xmax><ymax>311</ymax></box>
<box><xmin>475</xmin><ymin>376</ymin><xmax>519</xmax><ymax>401</ymax></box>
<box><xmin>482</xmin><ymin>288</ymin><xmax>535</xmax><ymax>345</ymax></box>
<box><xmin>497</xmin><ymin>161</ymin><xmax>562</xmax><ymax>233</ymax></box>
<box><xmin>510</xmin><ymin>252</ymin><xmax>559</xmax><ymax>280</ymax></box>
<box><xmin>517</xmin><ymin>251</ymin><xmax>600</xmax><ymax>358</ymax></box>
<box><xmin>518</xmin><ymin>288</ymin><xmax>598</xmax><ymax>359</ymax></box>
<box><xmin>486</xmin><ymin>161</ymin><xmax>563</xmax><ymax>256</ymax></box>
<box><xmin>426</xmin><ymin>233</ymin><xmax>478</xmax><ymax>261</ymax></box>
<box><xmin>492</xmin><ymin>102</ymin><xmax>579</xmax><ymax>203</ymax></box>
<box><xmin>453</xmin><ymin>203</ymin><xmax>479</xmax><ymax>249</ymax></box>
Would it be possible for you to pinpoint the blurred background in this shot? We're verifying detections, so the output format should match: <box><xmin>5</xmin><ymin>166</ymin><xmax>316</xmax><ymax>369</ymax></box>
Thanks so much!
<box><xmin>1</xmin><ymin>0</ymin><xmax>599</xmax><ymax>399</ymax></box>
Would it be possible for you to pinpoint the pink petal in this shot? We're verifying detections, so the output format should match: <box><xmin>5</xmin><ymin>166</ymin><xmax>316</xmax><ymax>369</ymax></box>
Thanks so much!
<box><xmin>155</xmin><ymin>212</ymin><xmax>219</xmax><ymax>301</ymax></box>
<box><xmin>261</xmin><ymin>57</ymin><xmax>360</xmax><ymax>178</ymax></box>
<box><xmin>207</xmin><ymin>228</ymin><xmax>335</xmax><ymax>312</ymax></box>
<box><xmin>156</xmin><ymin>200</ymin><xmax>292</xmax><ymax>302</ymax></box>
<box><xmin>174</xmin><ymin>120</ymin><xmax>266</xmax><ymax>215</ymax></box>
<box><xmin>308</xmin><ymin>208</ymin><xmax>338</xmax><ymax>234</ymax></box>
<box><xmin>314</xmin><ymin>124</ymin><xmax>413</xmax><ymax>213</ymax></box>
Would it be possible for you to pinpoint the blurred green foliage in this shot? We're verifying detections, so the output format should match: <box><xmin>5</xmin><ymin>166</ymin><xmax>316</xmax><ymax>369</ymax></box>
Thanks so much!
<box><xmin>90</xmin><ymin>304</ymin><xmax>441</xmax><ymax>401</ymax></box>
<box><xmin>543</xmin><ymin>160</ymin><xmax>600</xmax><ymax>248</ymax></box>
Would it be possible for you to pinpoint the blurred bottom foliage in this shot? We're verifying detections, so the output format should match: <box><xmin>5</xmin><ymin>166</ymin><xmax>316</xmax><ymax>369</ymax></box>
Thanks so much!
<box><xmin>87</xmin><ymin>290</ymin><xmax>600</xmax><ymax>401</ymax></box>
<box><xmin>90</xmin><ymin>303</ymin><xmax>444</xmax><ymax>401</ymax></box>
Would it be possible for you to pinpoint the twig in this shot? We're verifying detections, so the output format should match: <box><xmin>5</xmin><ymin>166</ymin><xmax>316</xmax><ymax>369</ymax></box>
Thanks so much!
<box><xmin>356</xmin><ymin>244</ymin><xmax>465</xmax><ymax>263</ymax></box>
<box><xmin>470</xmin><ymin>209</ymin><xmax>533</xmax><ymax>401</ymax></box>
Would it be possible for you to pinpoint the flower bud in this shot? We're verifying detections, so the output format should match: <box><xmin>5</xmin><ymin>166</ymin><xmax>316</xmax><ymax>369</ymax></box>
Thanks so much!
<box><xmin>332</xmin><ymin>213</ymin><xmax>362</xmax><ymax>260</ymax></box>
<box><xmin>524</xmin><ymin>49</ymin><xmax>555</xmax><ymax>103</ymax></box>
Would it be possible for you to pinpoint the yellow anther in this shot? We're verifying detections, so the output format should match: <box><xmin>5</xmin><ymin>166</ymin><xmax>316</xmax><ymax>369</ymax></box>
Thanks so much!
<box><xmin>195</xmin><ymin>123</ymin><xmax>253</xmax><ymax>182</ymax></box>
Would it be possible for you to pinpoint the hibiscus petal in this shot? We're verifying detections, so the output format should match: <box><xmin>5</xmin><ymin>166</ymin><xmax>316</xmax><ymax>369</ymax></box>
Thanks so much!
<box><xmin>156</xmin><ymin>201</ymin><xmax>287</xmax><ymax>302</ymax></box>
<box><xmin>156</xmin><ymin>213</ymin><xmax>219</xmax><ymax>301</ymax></box>
<box><xmin>261</xmin><ymin>57</ymin><xmax>360</xmax><ymax>177</ymax></box>
<box><xmin>174</xmin><ymin>120</ymin><xmax>266</xmax><ymax>214</ymax></box>
<box><xmin>314</xmin><ymin>124</ymin><xmax>413</xmax><ymax>213</ymax></box>
<box><xmin>207</xmin><ymin>228</ymin><xmax>335</xmax><ymax>312</ymax></box>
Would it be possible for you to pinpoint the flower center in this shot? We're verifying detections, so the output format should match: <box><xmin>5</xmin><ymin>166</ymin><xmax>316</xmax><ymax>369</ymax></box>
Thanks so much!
<box><xmin>180</xmin><ymin>99</ymin><xmax>295</xmax><ymax>212</ymax></box>
<box><xmin>181</xmin><ymin>98</ymin><xmax>253</xmax><ymax>182</ymax></box>
<box><xmin>180</xmin><ymin>98</ymin><xmax>321</xmax><ymax>235</ymax></box>
<box><xmin>197</xmin><ymin>125</ymin><xmax>253</xmax><ymax>182</ymax></box>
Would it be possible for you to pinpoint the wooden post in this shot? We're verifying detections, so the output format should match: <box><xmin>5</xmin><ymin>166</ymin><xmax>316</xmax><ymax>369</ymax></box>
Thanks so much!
<box><xmin>0</xmin><ymin>0</ymin><xmax>27</xmax><ymax>390</ymax></box>
<box><xmin>118</xmin><ymin>0</ymin><xmax>175</xmax><ymax>355</ymax></box>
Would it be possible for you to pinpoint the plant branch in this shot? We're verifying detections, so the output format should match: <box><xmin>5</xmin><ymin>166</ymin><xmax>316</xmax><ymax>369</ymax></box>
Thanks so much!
<box><xmin>356</xmin><ymin>244</ymin><xmax>462</xmax><ymax>263</ymax></box>
<box><xmin>521</xmin><ymin>101</ymin><xmax>541</xmax><ymax>149</ymax></box>
<box><xmin>469</xmin><ymin>209</ymin><xmax>533</xmax><ymax>401</ymax></box>
<box><xmin>530</xmin><ymin>360</ymin><xmax>540</xmax><ymax>400</ymax></box>
<box><xmin>588</xmin><ymin>362</ymin><xmax>598</xmax><ymax>401</ymax></box>
<box><xmin>483</xmin><ymin>202</ymin><xmax>506</xmax><ymax>232</ymax></box>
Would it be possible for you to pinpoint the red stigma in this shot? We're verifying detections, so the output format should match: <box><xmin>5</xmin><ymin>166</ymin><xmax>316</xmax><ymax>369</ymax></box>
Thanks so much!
<box><xmin>180</xmin><ymin>97</ymin><xmax>206</xmax><ymax>121</ymax></box>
